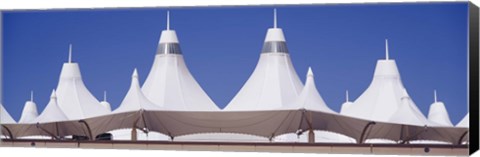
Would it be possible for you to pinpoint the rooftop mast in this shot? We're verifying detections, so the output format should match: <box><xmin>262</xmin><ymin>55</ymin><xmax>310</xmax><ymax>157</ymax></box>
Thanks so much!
<box><xmin>104</xmin><ymin>91</ymin><xmax>107</xmax><ymax>102</ymax></box>
<box><xmin>346</xmin><ymin>90</ymin><xmax>349</xmax><ymax>102</ymax></box>
<box><xmin>167</xmin><ymin>11</ymin><xmax>170</xmax><ymax>30</ymax></box>
<box><xmin>68</xmin><ymin>44</ymin><xmax>73</xmax><ymax>63</ymax></box>
<box><xmin>385</xmin><ymin>39</ymin><xmax>389</xmax><ymax>60</ymax></box>
<box><xmin>273</xmin><ymin>9</ymin><xmax>277</xmax><ymax>28</ymax></box>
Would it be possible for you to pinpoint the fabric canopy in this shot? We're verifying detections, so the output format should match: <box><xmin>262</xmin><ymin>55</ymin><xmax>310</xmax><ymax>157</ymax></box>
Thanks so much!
<box><xmin>0</xmin><ymin>109</ymin><xmax>461</xmax><ymax>144</ymax></box>
<box><xmin>141</xmin><ymin>28</ymin><xmax>219</xmax><ymax>111</ymax></box>
<box><xmin>2</xmin><ymin>108</ymin><xmax>468</xmax><ymax>145</ymax></box>
<box><xmin>2</xmin><ymin>90</ymin><xmax>87</xmax><ymax>139</ymax></box>
<box><xmin>225</xmin><ymin>27</ymin><xmax>303</xmax><ymax>111</ymax></box>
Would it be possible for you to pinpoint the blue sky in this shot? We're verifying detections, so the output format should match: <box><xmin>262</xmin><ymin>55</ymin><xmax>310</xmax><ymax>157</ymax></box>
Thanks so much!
<box><xmin>2</xmin><ymin>3</ymin><xmax>469</xmax><ymax>124</ymax></box>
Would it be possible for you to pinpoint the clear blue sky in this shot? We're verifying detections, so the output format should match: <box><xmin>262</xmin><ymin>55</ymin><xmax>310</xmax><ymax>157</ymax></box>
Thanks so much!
<box><xmin>2</xmin><ymin>3</ymin><xmax>468</xmax><ymax>124</ymax></box>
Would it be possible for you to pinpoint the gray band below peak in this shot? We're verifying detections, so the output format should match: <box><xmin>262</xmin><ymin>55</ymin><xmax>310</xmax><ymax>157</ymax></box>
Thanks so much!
<box><xmin>261</xmin><ymin>41</ymin><xmax>289</xmax><ymax>53</ymax></box>
<box><xmin>157</xmin><ymin>43</ymin><xmax>182</xmax><ymax>55</ymax></box>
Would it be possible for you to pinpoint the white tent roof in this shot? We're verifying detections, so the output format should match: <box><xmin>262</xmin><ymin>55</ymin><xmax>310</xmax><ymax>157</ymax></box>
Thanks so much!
<box><xmin>141</xmin><ymin>13</ymin><xmax>219</xmax><ymax>111</ymax></box>
<box><xmin>340</xmin><ymin>90</ymin><xmax>354</xmax><ymax>113</ymax></box>
<box><xmin>427</xmin><ymin>90</ymin><xmax>453</xmax><ymax>126</ymax></box>
<box><xmin>100</xmin><ymin>91</ymin><xmax>112</xmax><ymax>111</ymax></box>
<box><xmin>388</xmin><ymin>89</ymin><xmax>438</xmax><ymax>126</ymax></box>
<box><xmin>225</xmin><ymin>10</ymin><xmax>303</xmax><ymax>111</ymax></box>
<box><xmin>55</xmin><ymin>45</ymin><xmax>109</xmax><ymax>120</ymax></box>
<box><xmin>1</xmin><ymin>104</ymin><xmax>16</xmax><ymax>124</ymax></box>
<box><xmin>114</xmin><ymin>69</ymin><xmax>162</xmax><ymax>113</ymax></box>
<box><xmin>341</xmin><ymin>40</ymin><xmax>431</xmax><ymax>126</ymax></box>
<box><xmin>100</xmin><ymin>102</ymin><xmax>111</xmax><ymax>112</ymax></box>
<box><xmin>286</xmin><ymin>67</ymin><xmax>335</xmax><ymax>113</ymax></box>
<box><xmin>19</xmin><ymin>91</ymin><xmax>39</xmax><ymax>123</ymax></box>
<box><xmin>34</xmin><ymin>90</ymin><xmax>69</xmax><ymax>123</ymax></box>
<box><xmin>456</xmin><ymin>113</ymin><xmax>469</xmax><ymax>127</ymax></box>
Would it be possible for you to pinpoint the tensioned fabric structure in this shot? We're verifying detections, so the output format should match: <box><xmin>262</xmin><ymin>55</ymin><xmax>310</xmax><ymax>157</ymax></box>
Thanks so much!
<box><xmin>456</xmin><ymin>113</ymin><xmax>469</xmax><ymax>144</ymax></box>
<box><xmin>99</xmin><ymin>91</ymin><xmax>112</xmax><ymax>112</ymax></box>
<box><xmin>1</xmin><ymin>104</ymin><xmax>17</xmax><ymax>138</ymax></box>
<box><xmin>55</xmin><ymin>45</ymin><xmax>110</xmax><ymax>120</ymax></box>
<box><xmin>279</xmin><ymin>67</ymin><xmax>355</xmax><ymax>143</ymax></box>
<box><xmin>0</xmin><ymin>10</ymin><xmax>469</xmax><ymax>146</ymax></box>
<box><xmin>340</xmin><ymin>91</ymin><xmax>354</xmax><ymax>114</ymax></box>
<box><xmin>341</xmin><ymin>40</ymin><xmax>438</xmax><ymax>127</ymax></box>
<box><xmin>285</xmin><ymin>67</ymin><xmax>335</xmax><ymax>113</ymax></box>
<box><xmin>224</xmin><ymin>9</ymin><xmax>303</xmax><ymax>111</ymax></box>
<box><xmin>182</xmin><ymin>9</ymin><xmax>305</xmax><ymax>142</ymax></box>
<box><xmin>428</xmin><ymin>90</ymin><xmax>454</xmax><ymax>126</ymax></box>
<box><xmin>292</xmin><ymin>68</ymin><xmax>356</xmax><ymax>143</ymax></box>
<box><xmin>141</xmin><ymin>12</ymin><xmax>219</xmax><ymax>111</ymax></box>
<box><xmin>1</xmin><ymin>104</ymin><xmax>16</xmax><ymax>125</ymax></box>
<box><xmin>457</xmin><ymin>113</ymin><xmax>469</xmax><ymax>128</ymax></box>
<box><xmin>100</xmin><ymin>69</ymin><xmax>167</xmax><ymax>140</ymax></box>
<box><xmin>2</xmin><ymin>90</ymin><xmax>86</xmax><ymax>139</ymax></box>
<box><xmin>388</xmin><ymin>89</ymin><xmax>439</xmax><ymax>126</ymax></box>
<box><xmin>18</xmin><ymin>92</ymin><xmax>39</xmax><ymax>124</ymax></box>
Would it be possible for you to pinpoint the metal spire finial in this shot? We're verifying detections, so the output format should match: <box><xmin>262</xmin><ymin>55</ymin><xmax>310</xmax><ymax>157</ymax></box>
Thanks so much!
<box><xmin>385</xmin><ymin>39</ymin><xmax>389</xmax><ymax>60</ymax></box>
<box><xmin>68</xmin><ymin>44</ymin><xmax>73</xmax><ymax>63</ymax></box>
<box><xmin>167</xmin><ymin>11</ymin><xmax>170</xmax><ymax>30</ymax></box>
<box><xmin>346</xmin><ymin>90</ymin><xmax>349</xmax><ymax>102</ymax></box>
<box><xmin>274</xmin><ymin>9</ymin><xmax>277</xmax><ymax>28</ymax></box>
<box><xmin>103</xmin><ymin>91</ymin><xmax>107</xmax><ymax>102</ymax></box>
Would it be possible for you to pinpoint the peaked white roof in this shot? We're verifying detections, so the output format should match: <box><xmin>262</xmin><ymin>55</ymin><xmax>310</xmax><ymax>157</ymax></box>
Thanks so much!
<box><xmin>19</xmin><ymin>103</ymin><xmax>38</xmax><ymax>123</ymax></box>
<box><xmin>141</xmin><ymin>13</ymin><xmax>219</xmax><ymax>111</ymax></box>
<box><xmin>55</xmin><ymin>45</ymin><xmax>109</xmax><ymax>120</ymax></box>
<box><xmin>340</xmin><ymin>90</ymin><xmax>354</xmax><ymax>113</ymax></box>
<box><xmin>1</xmin><ymin>104</ymin><xmax>16</xmax><ymax>124</ymax></box>
<box><xmin>100</xmin><ymin>101</ymin><xmax>111</xmax><ymax>111</ymax></box>
<box><xmin>100</xmin><ymin>91</ymin><xmax>112</xmax><ymax>111</ymax></box>
<box><xmin>19</xmin><ymin>91</ymin><xmax>38</xmax><ymax>123</ymax></box>
<box><xmin>427</xmin><ymin>90</ymin><xmax>453</xmax><ymax>126</ymax></box>
<box><xmin>114</xmin><ymin>69</ymin><xmax>162</xmax><ymax>113</ymax></box>
<box><xmin>225</xmin><ymin>10</ymin><xmax>303</xmax><ymax>111</ymax></box>
<box><xmin>341</xmin><ymin>40</ymin><xmax>432</xmax><ymax>126</ymax></box>
<box><xmin>388</xmin><ymin>89</ymin><xmax>438</xmax><ymax>126</ymax></box>
<box><xmin>287</xmin><ymin>67</ymin><xmax>335</xmax><ymax>113</ymax></box>
<box><xmin>456</xmin><ymin>113</ymin><xmax>469</xmax><ymax>127</ymax></box>
<box><xmin>33</xmin><ymin>90</ymin><xmax>69</xmax><ymax>123</ymax></box>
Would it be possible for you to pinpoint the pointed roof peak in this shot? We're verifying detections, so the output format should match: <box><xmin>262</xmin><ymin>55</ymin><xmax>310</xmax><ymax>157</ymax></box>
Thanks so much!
<box><xmin>273</xmin><ymin>8</ymin><xmax>277</xmax><ymax>28</ymax></box>
<box><xmin>50</xmin><ymin>89</ymin><xmax>57</xmax><ymax>99</ymax></box>
<box><xmin>385</xmin><ymin>39</ymin><xmax>389</xmax><ymax>60</ymax></box>
<box><xmin>434</xmin><ymin>90</ymin><xmax>438</xmax><ymax>103</ymax></box>
<box><xmin>307</xmin><ymin>67</ymin><xmax>314</xmax><ymax>77</ymax></box>
<box><xmin>68</xmin><ymin>44</ymin><xmax>73</xmax><ymax>63</ymax></box>
<box><xmin>132</xmin><ymin>68</ymin><xmax>139</xmax><ymax>78</ymax></box>
<box><xmin>166</xmin><ymin>11</ymin><xmax>170</xmax><ymax>30</ymax></box>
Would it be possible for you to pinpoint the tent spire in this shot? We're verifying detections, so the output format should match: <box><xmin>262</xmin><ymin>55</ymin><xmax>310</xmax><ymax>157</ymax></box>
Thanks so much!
<box><xmin>434</xmin><ymin>90</ymin><xmax>437</xmax><ymax>103</ymax></box>
<box><xmin>307</xmin><ymin>66</ymin><xmax>313</xmax><ymax>77</ymax></box>
<box><xmin>68</xmin><ymin>44</ymin><xmax>73</xmax><ymax>63</ymax></box>
<box><xmin>385</xmin><ymin>39</ymin><xmax>389</xmax><ymax>60</ymax></box>
<box><xmin>103</xmin><ymin>90</ymin><xmax>107</xmax><ymax>102</ymax></box>
<box><xmin>167</xmin><ymin>11</ymin><xmax>170</xmax><ymax>30</ymax></box>
<box><xmin>30</xmin><ymin>90</ymin><xmax>34</xmax><ymax>102</ymax></box>
<box><xmin>273</xmin><ymin>8</ymin><xmax>277</xmax><ymax>28</ymax></box>
<box><xmin>346</xmin><ymin>90</ymin><xmax>349</xmax><ymax>102</ymax></box>
<box><xmin>133</xmin><ymin>68</ymin><xmax>138</xmax><ymax>78</ymax></box>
